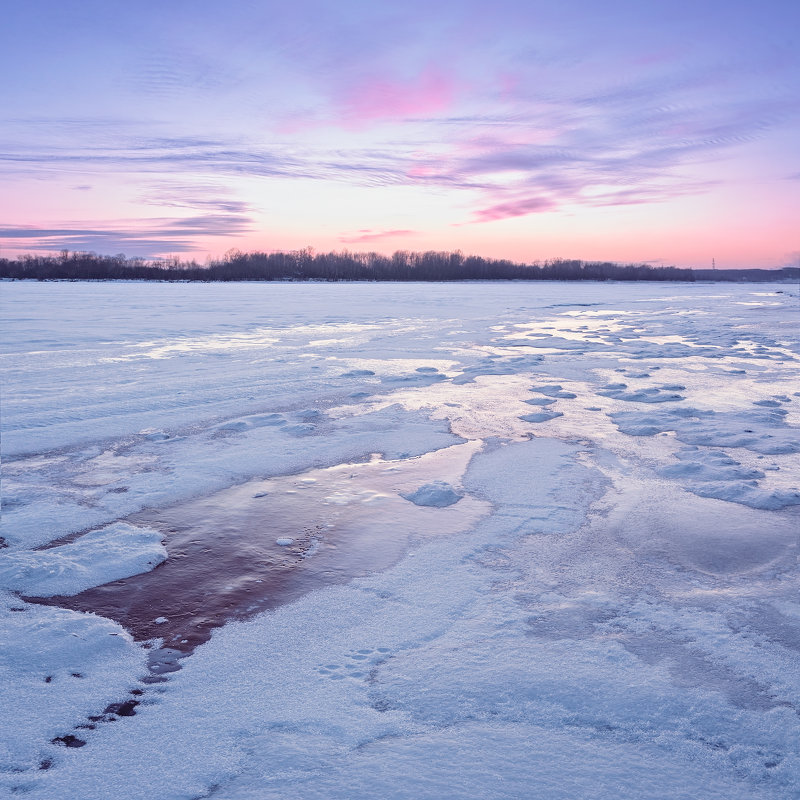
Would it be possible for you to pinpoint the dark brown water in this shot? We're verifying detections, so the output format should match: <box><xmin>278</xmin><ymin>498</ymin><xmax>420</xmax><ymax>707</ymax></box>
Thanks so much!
<box><xmin>30</xmin><ymin>443</ymin><xmax>487</xmax><ymax>657</ymax></box>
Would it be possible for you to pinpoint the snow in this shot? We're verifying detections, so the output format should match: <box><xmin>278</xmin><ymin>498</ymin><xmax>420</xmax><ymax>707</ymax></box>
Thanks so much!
<box><xmin>657</xmin><ymin>447</ymin><xmax>800</xmax><ymax>509</ymax></box>
<box><xmin>400</xmin><ymin>481</ymin><xmax>463</xmax><ymax>507</ymax></box>
<box><xmin>0</xmin><ymin>592</ymin><xmax>146</xmax><ymax>773</ymax></box>
<box><xmin>530</xmin><ymin>383</ymin><xmax>578</xmax><ymax>398</ymax></box>
<box><xmin>1</xmin><ymin>281</ymin><xmax>799</xmax><ymax>799</ymax></box>
<box><xmin>0</xmin><ymin>523</ymin><xmax>166</xmax><ymax>598</ymax></box>
<box><xmin>519</xmin><ymin>409</ymin><xmax>564</xmax><ymax>422</ymax></box>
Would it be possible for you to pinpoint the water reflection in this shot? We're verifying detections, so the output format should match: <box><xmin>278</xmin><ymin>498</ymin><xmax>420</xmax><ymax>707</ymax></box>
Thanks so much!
<box><xmin>32</xmin><ymin>442</ymin><xmax>488</xmax><ymax>656</ymax></box>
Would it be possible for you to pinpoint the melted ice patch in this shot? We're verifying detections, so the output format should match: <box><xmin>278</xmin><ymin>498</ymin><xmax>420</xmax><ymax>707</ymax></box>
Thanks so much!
<box><xmin>39</xmin><ymin>442</ymin><xmax>488</xmax><ymax>654</ymax></box>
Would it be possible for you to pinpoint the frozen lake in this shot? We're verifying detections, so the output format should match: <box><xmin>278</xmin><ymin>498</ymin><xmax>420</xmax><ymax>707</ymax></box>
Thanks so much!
<box><xmin>1</xmin><ymin>280</ymin><xmax>799</xmax><ymax>799</ymax></box>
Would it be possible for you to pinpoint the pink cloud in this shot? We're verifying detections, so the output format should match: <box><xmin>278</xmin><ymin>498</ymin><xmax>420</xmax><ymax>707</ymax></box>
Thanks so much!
<box><xmin>339</xmin><ymin>228</ymin><xmax>416</xmax><ymax>243</ymax></box>
<box><xmin>340</xmin><ymin>67</ymin><xmax>454</xmax><ymax>127</ymax></box>
<box><xmin>471</xmin><ymin>196</ymin><xmax>555</xmax><ymax>223</ymax></box>
<box><xmin>406</xmin><ymin>162</ymin><xmax>443</xmax><ymax>179</ymax></box>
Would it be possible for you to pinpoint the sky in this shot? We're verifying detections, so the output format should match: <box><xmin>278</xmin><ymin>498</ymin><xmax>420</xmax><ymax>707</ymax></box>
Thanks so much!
<box><xmin>1</xmin><ymin>0</ymin><xmax>798</xmax><ymax>268</ymax></box>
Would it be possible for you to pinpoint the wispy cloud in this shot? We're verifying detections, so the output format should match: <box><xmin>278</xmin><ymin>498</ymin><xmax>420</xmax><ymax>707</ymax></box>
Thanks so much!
<box><xmin>1</xmin><ymin>80</ymin><xmax>790</xmax><ymax>240</ymax></box>
<box><xmin>338</xmin><ymin>228</ymin><xmax>417</xmax><ymax>243</ymax></box>
<box><xmin>0</xmin><ymin>213</ymin><xmax>252</xmax><ymax>256</ymax></box>
<box><xmin>125</xmin><ymin>48</ymin><xmax>240</xmax><ymax>99</ymax></box>
<box><xmin>0</xmin><ymin>128</ymin><xmax>414</xmax><ymax>187</ymax></box>
<box><xmin>412</xmin><ymin>84</ymin><xmax>798</xmax><ymax>222</ymax></box>
<box><xmin>3</xmin><ymin>76</ymin><xmax>794</xmax><ymax>206</ymax></box>
<box><xmin>139</xmin><ymin>182</ymin><xmax>253</xmax><ymax>215</ymax></box>
<box><xmin>2</xmin><ymin>29</ymin><xmax>798</xmax><ymax>250</ymax></box>
<box><xmin>469</xmin><ymin>197</ymin><xmax>554</xmax><ymax>223</ymax></box>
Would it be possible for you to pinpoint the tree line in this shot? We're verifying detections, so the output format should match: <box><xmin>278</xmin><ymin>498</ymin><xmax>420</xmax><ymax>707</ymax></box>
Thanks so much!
<box><xmin>0</xmin><ymin>249</ymin><xmax>795</xmax><ymax>282</ymax></box>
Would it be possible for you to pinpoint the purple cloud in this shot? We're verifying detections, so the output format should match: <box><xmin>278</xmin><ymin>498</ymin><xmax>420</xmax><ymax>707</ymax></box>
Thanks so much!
<box><xmin>0</xmin><ymin>212</ymin><xmax>252</xmax><ymax>257</ymax></box>
<box><xmin>470</xmin><ymin>197</ymin><xmax>555</xmax><ymax>223</ymax></box>
<box><xmin>338</xmin><ymin>229</ymin><xmax>417</xmax><ymax>243</ymax></box>
<box><xmin>2</xmin><ymin>0</ymin><xmax>798</xmax><ymax>258</ymax></box>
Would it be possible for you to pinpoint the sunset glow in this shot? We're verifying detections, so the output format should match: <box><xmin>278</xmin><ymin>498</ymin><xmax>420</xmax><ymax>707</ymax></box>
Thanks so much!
<box><xmin>1</xmin><ymin>0</ymin><xmax>798</xmax><ymax>268</ymax></box>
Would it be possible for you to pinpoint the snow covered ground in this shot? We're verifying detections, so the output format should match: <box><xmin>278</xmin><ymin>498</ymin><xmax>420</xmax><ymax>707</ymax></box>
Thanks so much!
<box><xmin>1</xmin><ymin>280</ymin><xmax>799</xmax><ymax>799</ymax></box>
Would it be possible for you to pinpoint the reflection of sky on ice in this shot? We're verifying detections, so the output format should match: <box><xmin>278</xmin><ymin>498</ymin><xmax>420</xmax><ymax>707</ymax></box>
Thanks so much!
<box><xmin>1</xmin><ymin>281</ymin><xmax>799</xmax><ymax>799</ymax></box>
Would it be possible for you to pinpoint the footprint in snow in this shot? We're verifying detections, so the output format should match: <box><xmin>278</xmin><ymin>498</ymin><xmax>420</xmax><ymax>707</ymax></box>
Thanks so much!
<box><xmin>315</xmin><ymin>648</ymin><xmax>393</xmax><ymax>682</ymax></box>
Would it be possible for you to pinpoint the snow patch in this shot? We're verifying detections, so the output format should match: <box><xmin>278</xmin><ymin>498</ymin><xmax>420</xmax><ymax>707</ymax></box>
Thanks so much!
<box><xmin>519</xmin><ymin>410</ymin><xmax>564</xmax><ymax>423</ymax></box>
<box><xmin>401</xmin><ymin>481</ymin><xmax>463</xmax><ymax>508</ymax></box>
<box><xmin>0</xmin><ymin>523</ymin><xmax>166</xmax><ymax>598</ymax></box>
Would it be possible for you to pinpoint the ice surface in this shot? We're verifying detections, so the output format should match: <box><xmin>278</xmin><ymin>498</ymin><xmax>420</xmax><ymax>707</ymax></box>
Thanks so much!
<box><xmin>2</xmin><ymin>403</ymin><xmax>462</xmax><ymax>550</ymax></box>
<box><xmin>611</xmin><ymin>406</ymin><xmax>800</xmax><ymax>454</ymax></box>
<box><xmin>530</xmin><ymin>383</ymin><xmax>577</xmax><ymax>398</ymax></box>
<box><xmin>2</xmin><ymin>281</ymin><xmax>799</xmax><ymax>799</ymax></box>
<box><xmin>519</xmin><ymin>410</ymin><xmax>564</xmax><ymax>423</ymax></box>
<box><xmin>598</xmin><ymin>382</ymin><xmax>685</xmax><ymax>402</ymax></box>
<box><xmin>658</xmin><ymin>448</ymin><xmax>800</xmax><ymax>509</ymax></box>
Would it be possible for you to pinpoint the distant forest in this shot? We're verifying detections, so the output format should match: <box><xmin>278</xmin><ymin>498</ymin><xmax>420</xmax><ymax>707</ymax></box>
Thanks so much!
<box><xmin>1</xmin><ymin>250</ymin><xmax>797</xmax><ymax>283</ymax></box>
